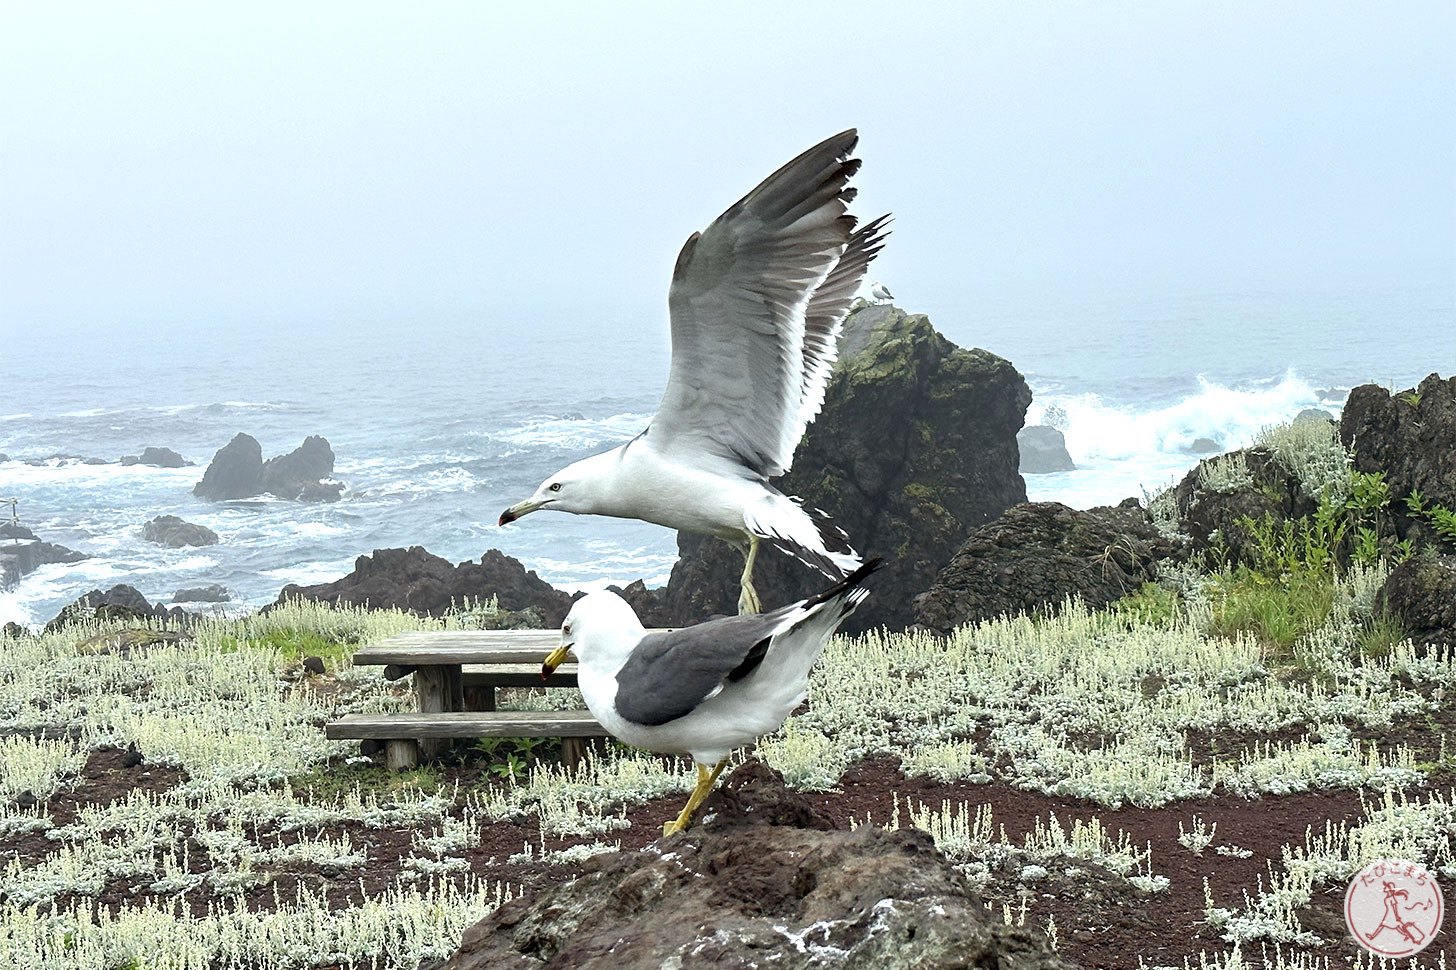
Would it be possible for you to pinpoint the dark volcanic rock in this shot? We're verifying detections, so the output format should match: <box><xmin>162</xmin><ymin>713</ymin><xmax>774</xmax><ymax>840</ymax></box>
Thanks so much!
<box><xmin>141</xmin><ymin>515</ymin><xmax>219</xmax><ymax>548</ymax></box>
<box><xmin>661</xmin><ymin>305</ymin><xmax>1030</xmax><ymax>633</ymax></box>
<box><xmin>193</xmin><ymin>433</ymin><xmax>264</xmax><ymax>500</ymax></box>
<box><xmin>1017</xmin><ymin>424</ymin><xmax>1075</xmax><ymax>474</ymax></box>
<box><xmin>1171</xmin><ymin>447</ymin><xmax>1317</xmax><ymax>567</ymax></box>
<box><xmin>121</xmin><ymin>447</ymin><xmax>191</xmax><ymax>468</ymax></box>
<box><xmin>46</xmin><ymin>584</ymin><xmax>187</xmax><ymax>630</ymax></box>
<box><xmin>1</xmin><ymin>522</ymin><xmax>89</xmax><ymax>589</ymax></box>
<box><xmin>276</xmin><ymin>547</ymin><xmax>573</xmax><ymax>624</ymax></box>
<box><xmin>173</xmin><ymin>583</ymin><xmax>232</xmax><ymax>603</ymax></box>
<box><xmin>1342</xmin><ymin>374</ymin><xmax>1456</xmax><ymax>541</ymax></box>
<box><xmin>261</xmin><ymin>435</ymin><xmax>343</xmax><ymax>502</ymax></box>
<box><xmin>194</xmin><ymin>433</ymin><xmax>344</xmax><ymax>502</ymax></box>
<box><xmin>913</xmin><ymin>500</ymin><xmax>1170</xmax><ymax>634</ymax></box>
<box><xmin>1377</xmin><ymin>556</ymin><xmax>1456</xmax><ymax>651</ymax></box>
<box><xmin>428</xmin><ymin>760</ymin><xmax>1066</xmax><ymax>970</ymax></box>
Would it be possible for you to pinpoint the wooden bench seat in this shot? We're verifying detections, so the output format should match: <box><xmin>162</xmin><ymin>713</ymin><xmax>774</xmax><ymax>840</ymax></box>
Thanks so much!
<box><xmin>329</xmin><ymin>629</ymin><xmax>653</xmax><ymax>769</ymax></box>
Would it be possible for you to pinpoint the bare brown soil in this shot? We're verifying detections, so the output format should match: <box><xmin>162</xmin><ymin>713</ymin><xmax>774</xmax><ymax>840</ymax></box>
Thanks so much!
<box><xmin>6</xmin><ymin>743</ymin><xmax>1454</xmax><ymax>968</ymax></box>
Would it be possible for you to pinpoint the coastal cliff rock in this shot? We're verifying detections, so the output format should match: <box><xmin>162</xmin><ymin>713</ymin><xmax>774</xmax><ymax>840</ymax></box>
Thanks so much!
<box><xmin>173</xmin><ymin>583</ymin><xmax>232</xmax><ymax>603</ymax></box>
<box><xmin>656</xmin><ymin>304</ymin><xmax>1030</xmax><ymax>633</ymax></box>
<box><xmin>913</xmin><ymin>500</ymin><xmax>1171</xmax><ymax>633</ymax></box>
<box><xmin>141</xmin><ymin>515</ymin><xmax>219</xmax><ymax>548</ymax></box>
<box><xmin>429</xmin><ymin>760</ymin><xmax>1066</xmax><ymax>970</ymax></box>
<box><xmin>193</xmin><ymin>433</ymin><xmax>344</xmax><ymax>502</ymax></box>
<box><xmin>276</xmin><ymin>546</ymin><xmax>573</xmax><ymax>624</ymax></box>
<box><xmin>1018</xmin><ymin>425</ymin><xmax>1075</xmax><ymax>474</ymax></box>
<box><xmin>1341</xmin><ymin>373</ymin><xmax>1456</xmax><ymax>541</ymax></box>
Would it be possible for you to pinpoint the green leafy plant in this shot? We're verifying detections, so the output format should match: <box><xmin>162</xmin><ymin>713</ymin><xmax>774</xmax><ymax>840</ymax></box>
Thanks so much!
<box><xmin>1400</xmin><ymin>390</ymin><xmax>1422</xmax><ymax>407</ymax></box>
<box><xmin>1427</xmin><ymin>504</ymin><xmax>1456</xmax><ymax>543</ymax></box>
<box><xmin>1352</xmin><ymin>526</ymin><xmax>1381</xmax><ymax>567</ymax></box>
<box><xmin>1404</xmin><ymin>487</ymin><xmax>1428</xmax><ymax>517</ymax></box>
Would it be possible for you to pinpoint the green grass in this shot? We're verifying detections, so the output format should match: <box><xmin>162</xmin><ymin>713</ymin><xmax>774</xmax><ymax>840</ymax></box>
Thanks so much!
<box><xmin>1205</xmin><ymin>566</ymin><xmax>1335</xmax><ymax>664</ymax></box>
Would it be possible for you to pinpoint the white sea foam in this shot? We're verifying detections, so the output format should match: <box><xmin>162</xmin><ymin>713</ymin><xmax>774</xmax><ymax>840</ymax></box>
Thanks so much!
<box><xmin>1024</xmin><ymin>372</ymin><xmax>1336</xmax><ymax>508</ymax></box>
<box><xmin>494</xmin><ymin>413</ymin><xmax>651</xmax><ymax>450</ymax></box>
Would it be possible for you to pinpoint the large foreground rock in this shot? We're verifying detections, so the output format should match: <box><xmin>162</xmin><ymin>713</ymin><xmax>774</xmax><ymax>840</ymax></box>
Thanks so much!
<box><xmin>1377</xmin><ymin>556</ymin><xmax>1456</xmax><ymax>651</ymax></box>
<box><xmin>193</xmin><ymin>433</ymin><xmax>344</xmax><ymax>502</ymax></box>
<box><xmin>913</xmin><ymin>500</ymin><xmax>1172</xmax><ymax>634</ymax></box>
<box><xmin>429</xmin><ymin>761</ymin><xmax>1065</xmax><ymax>970</ymax></box>
<box><xmin>276</xmin><ymin>547</ymin><xmax>573</xmax><ymax>625</ymax></box>
<box><xmin>655</xmin><ymin>304</ymin><xmax>1029</xmax><ymax>633</ymax></box>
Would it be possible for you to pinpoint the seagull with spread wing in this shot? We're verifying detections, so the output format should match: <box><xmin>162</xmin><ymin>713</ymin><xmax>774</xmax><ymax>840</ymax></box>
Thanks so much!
<box><xmin>499</xmin><ymin>130</ymin><xmax>890</xmax><ymax>614</ymax></box>
<box><xmin>541</xmin><ymin>558</ymin><xmax>881</xmax><ymax>835</ymax></box>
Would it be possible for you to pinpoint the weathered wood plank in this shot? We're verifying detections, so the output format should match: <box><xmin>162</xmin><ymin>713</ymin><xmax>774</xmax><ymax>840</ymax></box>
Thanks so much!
<box><xmin>352</xmin><ymin>628</ymin><xmax>670</xmax><ymax>666</ymax></box>
<box><xmin>354</xmin><ymin>643</ymin><xmax>568</xmax><ymax>666</ymax></box>
<box><xmin>325</xmin><ymin>710</ymin><xmax>606</xmax><ymax>740</ymax></box>
<box><xmin>462</xmin><ymin>668</ymin><xmax>579</xmax><ymax>689</ymax></box>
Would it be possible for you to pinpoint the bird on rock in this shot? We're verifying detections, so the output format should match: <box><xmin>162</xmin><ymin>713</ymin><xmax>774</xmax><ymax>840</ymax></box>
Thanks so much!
<box><xmin>541</xmin><ymin>558</ymin><xmax>881</xmax><ymax>836</ymax></box>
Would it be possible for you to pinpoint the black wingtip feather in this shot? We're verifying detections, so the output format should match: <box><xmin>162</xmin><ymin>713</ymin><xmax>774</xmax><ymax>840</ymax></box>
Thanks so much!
<box><xmin>802</xmin><ymin>557</ymin><xmax>884</xmax><ymax>610</ymax></box>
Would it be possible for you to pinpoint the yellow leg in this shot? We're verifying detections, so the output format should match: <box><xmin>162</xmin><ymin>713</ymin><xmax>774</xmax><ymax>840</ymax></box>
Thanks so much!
<box><xmin>737</xmin><ymin>535</ymin><xmax>761</xmax><ymax>615</ymax></box>
<box><xmin>661</xmin><ymin>759</ymin><xmax>729</xmax><ymax>837</ymax></box>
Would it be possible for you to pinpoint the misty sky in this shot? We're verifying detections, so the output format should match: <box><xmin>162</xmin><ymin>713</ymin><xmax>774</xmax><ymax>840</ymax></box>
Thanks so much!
<box><xmin>2</xmin><ymin>2</ymin><xmax>1453</xmax><ymax>344</ymax></box>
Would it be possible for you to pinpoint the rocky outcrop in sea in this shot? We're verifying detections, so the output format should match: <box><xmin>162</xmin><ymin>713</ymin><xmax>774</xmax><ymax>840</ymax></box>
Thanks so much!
<box><xmin>193</xmin><ymin>433</ymin><xmax>344</xmax><ymax>502</ymax></box>
<box><xmin>141</xmin><ymin>515</ymin><xmax>219</xmax><ymax>548</ymax></box>
<box><xmin>0</xmin><ymin>523</ymin><xmax>88</xmax><ymax>591</ymax></box>
<box><xmin>276</xmin><ymin>546</ymin><xmax>573</xmax><ymax>626</ymax></box>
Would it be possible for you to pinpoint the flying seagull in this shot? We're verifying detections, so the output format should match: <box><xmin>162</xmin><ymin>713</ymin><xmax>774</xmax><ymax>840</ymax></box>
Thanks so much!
<box><xmin>541</xmin><ymin>558</ymin><xmax>881</xmax><ymax>836</ymax></box>
<box><xmin>870</xmin><ymin>280</ymin><xmax>893</xmax><ymax>304</ymax></box>
<box><xmin>499</xmin><ymin>129</ymin><xmax>890</xmax><ymax>614</ymax></box>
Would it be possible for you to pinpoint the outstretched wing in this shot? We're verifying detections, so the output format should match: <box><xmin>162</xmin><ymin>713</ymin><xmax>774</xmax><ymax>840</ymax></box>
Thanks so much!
<box><xmin>795</xmin><ymin>214</ymin><xmax>891</xmax><ymax>436</ymax></box>
<box><xmin>651</xmin><ymin>130</ymin><xmax>867</xmax><ymax>478</ymax></box>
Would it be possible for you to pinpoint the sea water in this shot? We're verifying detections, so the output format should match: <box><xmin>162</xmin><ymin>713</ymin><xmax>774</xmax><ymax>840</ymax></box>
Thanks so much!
<box><xmin>1</xmin><ymin>279</ymin><xmax>1449</xmax><ymax>628</ymax></box>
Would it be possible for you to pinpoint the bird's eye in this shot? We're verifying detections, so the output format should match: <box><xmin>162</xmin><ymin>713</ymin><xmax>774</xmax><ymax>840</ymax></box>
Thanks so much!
<box><xmin>549</xmin><ymin>482</ymin><xmax>562</xmax><ymax>492</ymax></box>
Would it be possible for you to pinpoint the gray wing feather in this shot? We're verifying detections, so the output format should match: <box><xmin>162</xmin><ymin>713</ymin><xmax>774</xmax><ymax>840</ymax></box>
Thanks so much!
<box><xmin>613</xmin><ymin>612</ymin><xmax>788</xmax><ymax>727</ymax></box>
<box><xmin>653</xmin><ymin>130</ymin><xmax>864</xmax><ymax>478</ymax></box>
<box><xmin>795</xmin><ymin>214</ymin><xmax>891</xmax><ymax>434</ymax></box>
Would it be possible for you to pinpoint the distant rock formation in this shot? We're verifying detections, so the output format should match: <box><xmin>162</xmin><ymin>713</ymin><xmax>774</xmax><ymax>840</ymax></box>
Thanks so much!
<box><xmin>650</xmin><ymin>304</ymin><xmax>1029</xmax><ymax>633</ymax></box>
<box><xmin>428</xmin><ymin>760</ymin><xmax>1067</xmax><ymax>970</ymax></box>
<box><xmin>121</xmin><ymin>447</ymin><xmax>191</xmax><ymax>468</ymax></box>
<box><xmin>0</xmin><ymin>523</ymin><xmax>88</xmax><ymax>590</ymax></box>
<box><xmin>141</xmin><ymin>515</ymin><xmax>219</xmax><ymax>548</ymax></box>
<box><xmin>1017</xmin><ymin>424</ymin><xmax>1075</xmax><ymax>473</ymax></box>
<box><xmin>173</xmin><ymin>583</ymin><xmax>232</xmax><ymax>603</ymax></box>
<box><xmin>913</xmin><ymin>500</ymin><xmax>1173</xmax><ymax>633</ymax></box>
<box><xmin>276</xmin><ymin>547</ymin><xmax>573</xmax><ymax>625</ymax></box>
<box><xmin>193</xmin><ymin>433</ymin><xmax>344</xmax><ymax>502</ymax></box>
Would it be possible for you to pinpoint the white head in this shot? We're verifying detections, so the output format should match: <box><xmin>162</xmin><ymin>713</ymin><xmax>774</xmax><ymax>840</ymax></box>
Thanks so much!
<box><xmin>498</xmin><ymin>450</ymin><xmax>618</xmax><ymax>526</ymax></box>
<box><xmin>539</xmin><ymin>589</ymin><xmax>644</xmax><ymax>678</ymax></box>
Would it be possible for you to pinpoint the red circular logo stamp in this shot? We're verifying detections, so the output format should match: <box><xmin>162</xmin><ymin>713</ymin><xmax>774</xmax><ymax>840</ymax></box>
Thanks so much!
<box><xmin>1345</xmin><ymin>859</ymin><xmax>1444</xmax><ymax>957</ymax></box>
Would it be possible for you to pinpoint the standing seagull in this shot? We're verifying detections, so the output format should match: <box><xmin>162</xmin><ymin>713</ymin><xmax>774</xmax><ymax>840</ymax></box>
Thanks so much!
<box><xmin>499</xmin><ymin>130</ymin><xmax>890</xmax><ymax>614</ymax></box>
<box><xmin>870</xmin><ymin>280</ymin><xmax>894</xmax><ymax>304</ymax></box>
<box><xmin>541</xmin><ymin>559</ymin><xmax>881</xmax><ymax>836</ymax></box>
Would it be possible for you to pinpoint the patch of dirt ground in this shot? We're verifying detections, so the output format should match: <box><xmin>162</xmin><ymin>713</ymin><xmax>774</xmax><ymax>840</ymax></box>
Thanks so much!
<box><xmin>6</xmin><ymin>744</ymin><xmax>1454</xmax><ymax>967</ymax></box>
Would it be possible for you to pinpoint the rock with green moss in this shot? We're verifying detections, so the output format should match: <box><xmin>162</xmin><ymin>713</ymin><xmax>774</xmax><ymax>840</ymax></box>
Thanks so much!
<box><xmin>655</xmin><ymin>304</ymin><xmax>1030</xmax><ymax>632</ymax></box>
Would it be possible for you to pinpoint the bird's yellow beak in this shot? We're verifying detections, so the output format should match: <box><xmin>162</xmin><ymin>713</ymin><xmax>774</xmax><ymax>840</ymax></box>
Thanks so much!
<box><xmin>541</xmin><ymin>642</ymin><xmax>572</xmax><ymax>681</ymax></box>
<box><xmin>499</xmin><ymin>498</ymin><xmax>545</xmax><ymax>526</ymax></box>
